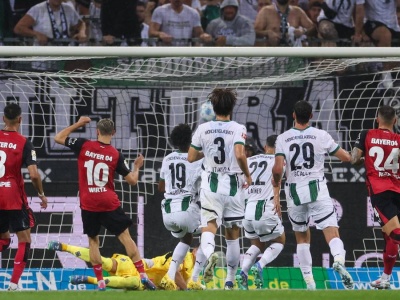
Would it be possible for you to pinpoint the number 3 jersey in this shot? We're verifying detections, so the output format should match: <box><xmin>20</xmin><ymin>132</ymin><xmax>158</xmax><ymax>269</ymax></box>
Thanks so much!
<box><xmin>65</xmin><ymin>137</ymin><xmax>131</xmax><ymax>212</ymax></box>
<box><xmin>354</xmin><ymin>128</ymin><xmax>400</xmax><ymax>195</ymax></box>
<box><xmin>191</xmin><ymin>120</ymin><xmax>247</xmax><ymax>196</ymax></box>
<box><xmin>275</xmin><ymin>126</ymin><xmax>340</xmax><ymax>184</ymax></box>
<box><xmin>0</xmin><ymin>130</ymin><xmax>37</xmax><ymax>210</ymax></box>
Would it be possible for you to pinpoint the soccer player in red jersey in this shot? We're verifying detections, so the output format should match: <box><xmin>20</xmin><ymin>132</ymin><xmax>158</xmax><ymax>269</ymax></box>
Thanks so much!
<box><xmin>54</xmin><ymin>116</ymin><xmax>156</xmax><ymax>291</ymax></box>
<box><xmin>0</xmin><ymin>103</ymin><xmax>48</xmax><ymax>291</ymax></box>
<box><xmin>352</xmin><ymin>105</ymin><xmax>400</xmax><ymax>289</ymax></box>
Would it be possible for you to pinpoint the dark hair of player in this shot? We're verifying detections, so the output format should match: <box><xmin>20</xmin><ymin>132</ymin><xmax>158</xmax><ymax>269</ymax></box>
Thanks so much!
<box><xmin>4</xmin><ymin>103</ymin><xmax>22</xmax><ymax>121</ymax></box>
<box><xmin>170</xmin><ymin>123</ymin><xmax>192</xmax><ymax>152</ymax></box>
<box><xmin>97</xmin><ymin>118</ymin><xmax>115</xmax><ymax>135</ymax></box>
<box><xmin>208</xmin><ymin>88</ymin><xmax>237</xmax><ymax>117</ymax></box>
<box><xmin>294</xmin><ymin>100</ymin><xmax>312</xmax><ymax>125</ymax></box>
<box><xmin>378</xmin><ymin>105</ymin><xmax>396</xmax><ymax>125</ymax></box>
<box><xmin>266</xmin><ymin>134</ymin><xmax>278</xmax><ymax>148</ymax></box>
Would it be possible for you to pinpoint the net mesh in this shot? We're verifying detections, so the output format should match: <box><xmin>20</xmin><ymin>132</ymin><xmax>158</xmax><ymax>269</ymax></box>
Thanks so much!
<box><xmin>0</xmin><ymin>55</ymin><xmax>399</xmax><ymax>289</ymax></box>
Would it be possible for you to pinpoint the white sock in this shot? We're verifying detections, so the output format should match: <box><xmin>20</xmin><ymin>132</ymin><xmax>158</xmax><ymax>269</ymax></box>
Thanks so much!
<box><xmin>225</xmin><ymin>239</ymin><xmax>240</xmax><ymax>283</ymax></box>
<box><xmin>297</xmin><ymin>243</ymin><xmax>313</xmax><ymax>280</ymax></box>
<box><xmin>192</xmin><ymin>247</ymin><xmax>207</xmax><ymax>282</ymax></box>
<box><xmin>167</xmin><ymin>242</ymin><xmax>190</xmax><ymax>279</ymax></box>
<box><xmin>241</xmin><ymin>245</ymin><xmax>260</xmax><ymax>274</ymax></box>
<box><xmin>329</xmin><ymin>237</ymin><xmax>346</xmax><ymax>264</ymax></box>
<box><xmin>382</xmin><ymin>273</ymin><xmax>391</xmax><ymax>280</ymax></box>
<box><xmin>200</xmin><ymin>231</ymin><xmax>215</xmax><ymax>259</ymax></box>
<box><xmin>258</xmin><ymin>243</ymin><xmax>284</xmax><ymax>268</ymax></box>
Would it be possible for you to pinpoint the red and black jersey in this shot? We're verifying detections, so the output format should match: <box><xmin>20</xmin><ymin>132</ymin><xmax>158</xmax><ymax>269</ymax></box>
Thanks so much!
<box><xmin>354</xmin><ymin>129</ymin><xmax>400</xmax><ymax>195</ymax></box>
<box><xmin>65</xmin><ymin>137</ymin><xmax>130</xmax><ymax>212</ymax></box>
<box><xmin>0</xmin><ymin>130</ymin><xmax>37</xmax><ymax>210</ymax></box>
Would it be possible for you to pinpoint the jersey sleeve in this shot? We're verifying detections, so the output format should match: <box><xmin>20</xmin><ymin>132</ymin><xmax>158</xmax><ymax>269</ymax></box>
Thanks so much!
<box><xmin>22</xmin><ymin>139</ymin><xmax>38</xmax><ymax>167</ymax></box>
<box><xmin>234</xmin><ymin>124</ymin><xmax>246</xmax><ymax>145</ymax></box>
<box><xmin>353</xmin><ymin>130</ymin><xmax>368</xmax><ymax>152</ymax></box>
<box><xmin>115</xmin><ymin>152</ymin><xmax>131</xmax><ymax>177</ymax></box>
<box><xmin>159</xmin><ymin>157</ymin><xmax>167</xmax><ymax>181</ymax></box>
<box><xmin>322</xmin><ymin>131</ymin><xmax>340</xmax><ymax>154</ymax></box>
<box><xmin>191</xmin><ymin>126</ymin><xmax>202</xmax><ymax>150</ymax></box>
<box><xmin>65</xmin><ymin>137</ymin><xmax>87</xmax><ymax>155</ymax></box>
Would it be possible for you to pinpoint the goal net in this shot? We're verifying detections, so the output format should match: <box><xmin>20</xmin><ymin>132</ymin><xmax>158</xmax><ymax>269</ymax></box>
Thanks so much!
<box><xmin>0</xmin><ymin>47</ymin><xmax>399</xmax><ymax>290</ymax></box>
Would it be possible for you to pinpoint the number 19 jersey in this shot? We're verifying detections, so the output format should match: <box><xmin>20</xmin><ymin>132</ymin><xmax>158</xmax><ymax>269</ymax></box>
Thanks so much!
<box><xmin>191</xmin><ymin>120</ymin><xmax>247</xmax><ymax>195</ymax></box>
<box><xmin>159</xmin><ymin>151</ymin><xmax>203</xmax><ymax>200</ymax></box>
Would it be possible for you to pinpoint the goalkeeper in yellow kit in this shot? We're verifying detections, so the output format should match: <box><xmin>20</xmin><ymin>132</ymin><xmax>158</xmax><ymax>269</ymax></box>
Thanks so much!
<box><xmin>48</xmin><ymin>241</ymin><xmax>204</xmax><ymax>290</ymax></box>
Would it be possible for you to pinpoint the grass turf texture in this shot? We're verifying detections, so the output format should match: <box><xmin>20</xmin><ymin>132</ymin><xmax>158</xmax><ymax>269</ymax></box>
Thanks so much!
<box><xmin>2</xmin><ymin>290</ymin><xmax>397</xmax><ymax>300</ymax></box>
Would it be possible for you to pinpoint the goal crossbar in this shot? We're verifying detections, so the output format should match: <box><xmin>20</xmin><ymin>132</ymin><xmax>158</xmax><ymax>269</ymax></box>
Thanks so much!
<box><xmin>0</xmin><ymin>46</ymin><xmax>399</xmax><ymax>58</ymax></box>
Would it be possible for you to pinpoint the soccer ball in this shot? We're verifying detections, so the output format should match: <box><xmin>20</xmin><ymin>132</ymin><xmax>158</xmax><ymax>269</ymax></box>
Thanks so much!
<box><xmin>200</xmin><ymin>101</ymin><xmax>215</xmax><ymax>121</ymax></box>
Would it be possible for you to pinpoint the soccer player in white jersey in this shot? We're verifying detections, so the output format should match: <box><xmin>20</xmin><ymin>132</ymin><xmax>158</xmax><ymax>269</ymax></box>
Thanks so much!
<box><xmin>236</xmin><ymin>134</ymin><xmax>286</xmax><ymax>290</ymax></box>
<box><xmin>188</xmin><ymin>88</ymin><xmax>252</xmax><ymax>290</ymax></box>
<box><xmin>272</xmin><ymin>100</ymin><xmax>354</xmax><ymax>290</ymax></box>
<box><xmin>158</xmin><ymin>124</ymin><xmax>207</xmax><ymax>290</ymax></box>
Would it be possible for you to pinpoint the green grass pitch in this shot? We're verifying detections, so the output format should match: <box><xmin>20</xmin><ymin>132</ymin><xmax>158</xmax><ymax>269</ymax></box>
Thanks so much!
<box><xmin>3</xmin><ymin>290</ymin><xmax>397</xmax><ymax>300</ymax></box>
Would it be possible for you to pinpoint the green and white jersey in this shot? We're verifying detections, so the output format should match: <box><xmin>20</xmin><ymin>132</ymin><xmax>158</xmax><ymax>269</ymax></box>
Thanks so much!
<box><xmin>160</xmin><ymin>151</ymin><xmax>203</xmax><ymax>201</ymax></box>
<box><xmin>191</xmin><ymin>120</ymin><xmax>247</xmax><ymax>196</ymax></box>
<box><xmin>246</xmin><ymin>154</ymin><xmax>275</xmax><ymax>203</ymax></box>
<box><xmin>275</xmin><ymin>126</ymin><xmax>340</xmax><ymax>184</ymax></box>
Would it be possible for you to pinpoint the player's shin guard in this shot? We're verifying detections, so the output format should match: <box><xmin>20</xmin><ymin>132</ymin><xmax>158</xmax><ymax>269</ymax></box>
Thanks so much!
<box><xmin>258</xmin><ymin>242</ymin><xmax>284</xmax><ymax>268</ymax></box>
<box><xmin>225</xmin><ymin>239</ymin><xmax>240</xmax><ymax>283</ymax></box>
<box><xmin>10</xmin><ymin>242</ymin><xmax>30</xmax><ymax>284</ymax></box>
<box><xmin>329</xmin><ymin>237</ymin><xmax>346</xmax><ymax>264</ymax></box>
<box><xmin>167</xmin><ymin>242</ymin><xmax>190</xmax><ymax>279</ymax></box>
<box><xmin>297</xmin><ymin>243</ymin><xmax>313</xmax><ymax>281</ymax></box>
<box><xmin>383</xmin><ymin>233</ymin><xmax>398</xmax><ymax>275</ymax></box>
<box><xmin>0</xmin><ymin>238</ymin><xmax>11</xmax><ymax>252</ymax></box>
<box><xmin>389</xmin><ymin>228</ymin><xmax>400</xmax><ymax>245</ymax></box>
<box><xmin>241</xmin><ymin>245</ymin><xmax>260</xmax><ymax>274</ymax></box>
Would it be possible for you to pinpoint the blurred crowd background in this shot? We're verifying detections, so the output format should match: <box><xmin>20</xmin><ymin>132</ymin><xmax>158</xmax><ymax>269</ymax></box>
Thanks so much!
<box><xmin>0</xmin><ymin>0</ymin><xmax>399</xmax><ymax>47</ymax></box>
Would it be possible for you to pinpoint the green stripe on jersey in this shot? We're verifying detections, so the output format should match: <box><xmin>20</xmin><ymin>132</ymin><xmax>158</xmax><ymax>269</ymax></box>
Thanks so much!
<box><xmin>210</xmin><ymin>172</ymin><xmax>218</xmax><ymax>192</ymax></box>
<box><xmin>309</xmin><ymin>180</ymin><xmax>318</xmax><ymax>202</ymax></box>
<box><xmin>164</xmin><ymin>199</ymin><xmax>172</xmax><ymax>213</ymax></box>
<box><xmin>229</xmin><ymin>174</ymin><xmax>238</xmax><ymax>196</ymax></box>
<box><xmin>255</xmin><ymin>200</ymin><xmax>265</xmax><ymax>220</ymax></box>
<box><xmin>290</xmin><ymin>183</ymin><xmax>301</xmax><ymax>206</ymax></box>
<box><xmin>181</xmin><ymin>196</ymin><xmax>191</xmax><ymax>211</ymax></box>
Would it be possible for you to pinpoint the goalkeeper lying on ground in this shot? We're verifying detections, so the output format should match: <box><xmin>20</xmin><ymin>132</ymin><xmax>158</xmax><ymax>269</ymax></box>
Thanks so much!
<box><xmin>48</xmin><ymin>241</ymin><xmax>205</xmax><ymax>290</ymax></box>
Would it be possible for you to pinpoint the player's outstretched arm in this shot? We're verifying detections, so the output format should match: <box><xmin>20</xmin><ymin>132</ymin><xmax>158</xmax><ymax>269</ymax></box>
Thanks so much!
<box><xmin>54</xmin><ymin>116</ymin><xmax>91</xmax><ymax>145</ymax></box>
<box><xmin>28</xmin><ymin>164</ymin><xmax>47</xmax><ymax>209</ymax></box>
<box><xmin>124</xmin><ymin>154</ymin><xmax>144</xmax><ymax>186</ymax></box>
<box><xmin>333</xmin><ymin>147</ymin><xmax>351</xmax><ymax>162</ymax></box>
<box><xmin>187</xmin><ymin>146</ymin><xmax>204</xmax><ymax>163</ymax></box>
<box><xmin>350</xmin><ymin>147</ymin><xmax>365</xmax><ymax>166</ymax></box>
<box><xmin>272</xmin><ymin>156</ymin><xmax>284</xmax><ymax>188</ymax></box>
<box><xmin>234</xmin><ymin>144</ymin><xmax>252</xmax><ymax>187</ymax></box>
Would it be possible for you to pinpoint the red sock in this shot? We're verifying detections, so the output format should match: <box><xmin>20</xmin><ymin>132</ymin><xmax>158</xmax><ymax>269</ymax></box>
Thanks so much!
<box><xmin>383</xmin><ymin>233</ymin><xmax>398</xmax><ymax>275</ymax></box>
<box><xmin>92</xmin><ymin>264</ymin><xmax>103</xmax><ymax>281</ymax></box>
<box><xmin>0</xmin><ymin>238</ymin><xmax>11</xmax><ymax>252</ymax></box>
<box><xmin>133</xmin><ymin>260</ymin><xmax>145</xmax><ymax>274</ymax></box>
<box><xmin>10</xmin><ymin>242</ymin><xmax>30</xmax><ymax>284</ymax></box>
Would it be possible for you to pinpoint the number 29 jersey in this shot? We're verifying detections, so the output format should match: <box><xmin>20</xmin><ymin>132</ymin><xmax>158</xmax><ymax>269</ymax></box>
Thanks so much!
<box><xmin>275</xmin><ymin>126</ymin><xmax>340</xmax><ymax>184</ymax></box>
<box><xmin>354</xmin><ymin>128</ymin><xmax>400</xmax><ymax>195</ymax></box>
<box><xmin>65</xmin><ymin>137</ymin><xmax>131</xmax><ymax>212</ymax></box>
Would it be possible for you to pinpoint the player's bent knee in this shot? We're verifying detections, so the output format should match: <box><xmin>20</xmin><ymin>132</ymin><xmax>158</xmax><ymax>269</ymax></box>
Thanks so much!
<box><xmin>0</xmin><ymin>238</ymin><xmax>11</xmax><ymax>252</ymax></box>
<box><xmin>389</xmin><ymin>228</ymin><xmax>400</xmax><ymax>244</ymax></box>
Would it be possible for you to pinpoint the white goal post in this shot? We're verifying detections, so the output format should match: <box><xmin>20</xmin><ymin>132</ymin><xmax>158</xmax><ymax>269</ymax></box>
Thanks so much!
<box><xmin>0</xmin><ymin>46</ymin><xmax>399</xmax><ymax>290</ymax></box>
